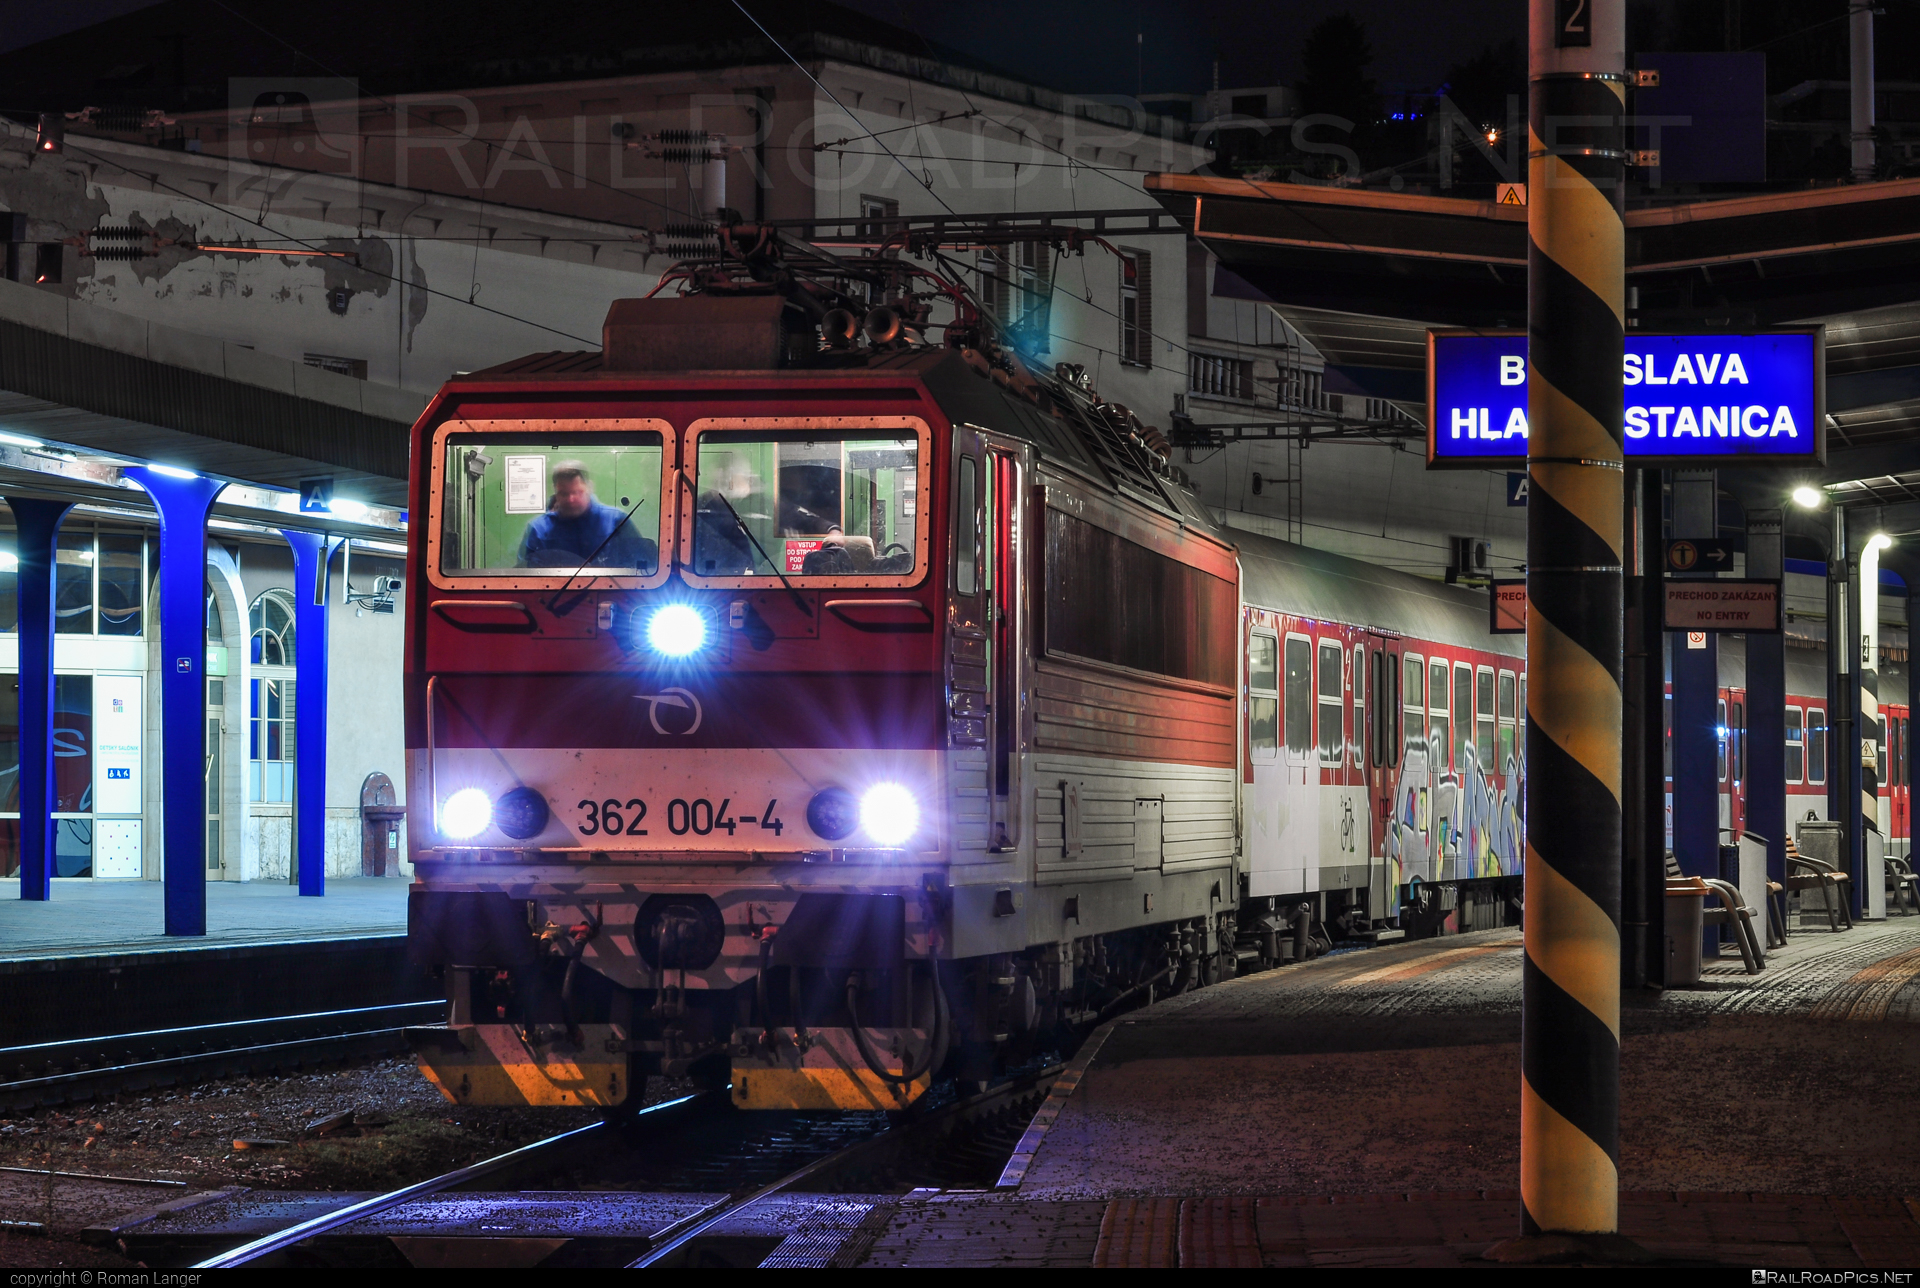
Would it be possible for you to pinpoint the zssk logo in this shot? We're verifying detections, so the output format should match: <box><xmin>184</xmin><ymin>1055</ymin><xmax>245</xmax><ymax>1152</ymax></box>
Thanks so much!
<box><xmin>634</xmin><ymin>687</ymin><xmax>703</xmax><ymax>735</ymax></box>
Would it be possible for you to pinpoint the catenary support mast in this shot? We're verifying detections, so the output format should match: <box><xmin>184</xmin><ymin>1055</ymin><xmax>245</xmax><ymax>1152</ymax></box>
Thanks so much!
<box><xmin>1522</xmin><ymin>0</ymin><xmax>1626</xmax><ymax>1237</ymax></box>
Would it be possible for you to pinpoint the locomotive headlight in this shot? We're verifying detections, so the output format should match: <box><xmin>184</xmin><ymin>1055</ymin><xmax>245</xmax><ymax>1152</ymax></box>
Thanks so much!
<box><xmin>440</xmin><ymin>787</ymin><xmax>493</xmax><ymax>840</ymax></box>
<box><xmin>859</xmin><ymin>782</ymin><xmax>920</xmax><ymax>846</ymax></box>
<box><xmin>646</xmin><ymin>604</ymin><xmax>708</xmax><ymax>657</ymax></box>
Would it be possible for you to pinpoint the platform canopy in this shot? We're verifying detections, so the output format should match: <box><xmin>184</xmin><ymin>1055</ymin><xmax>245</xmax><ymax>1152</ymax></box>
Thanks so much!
<box><xmin>1146</xmin><ymin>173</ymin><xmax>1920</xmax><ymax>556</ymax></box>
<box><xmin>0</xmin><ymin>276</ymin><xmax>417</xmax><ymax>525</ymax></box>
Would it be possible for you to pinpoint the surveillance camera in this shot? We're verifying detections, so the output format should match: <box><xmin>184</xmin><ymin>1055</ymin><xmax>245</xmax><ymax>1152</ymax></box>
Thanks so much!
<box><xmin>375</xmin><ymin>575</ymin><xmax>404</xmax><ymax>595</ymax></box>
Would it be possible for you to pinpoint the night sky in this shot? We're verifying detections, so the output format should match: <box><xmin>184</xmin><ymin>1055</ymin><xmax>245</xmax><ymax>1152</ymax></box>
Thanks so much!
<box><xmin>0</xmin><ymin>0</ymin><xmax>1526</xmax><ymax>97</ymax></box>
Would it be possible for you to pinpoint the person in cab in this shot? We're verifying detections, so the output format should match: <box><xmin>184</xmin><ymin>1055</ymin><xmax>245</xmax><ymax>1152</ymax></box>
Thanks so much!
<box><xmin>516</xmin><ymin>460</ymin><xmax>657</xmax><ymax>571</ymax></box>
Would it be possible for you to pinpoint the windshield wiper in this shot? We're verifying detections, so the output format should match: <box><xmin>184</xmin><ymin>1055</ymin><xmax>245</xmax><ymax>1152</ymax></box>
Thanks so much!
<box><xmin>679</xmin><ymin>466</ymin><xmax>812</xmax><ymax>617</ymax></box>
<box><xmin>545</xmin><ymin>494</ymin><xmax>650</xmax><ymax>616</ymax></box>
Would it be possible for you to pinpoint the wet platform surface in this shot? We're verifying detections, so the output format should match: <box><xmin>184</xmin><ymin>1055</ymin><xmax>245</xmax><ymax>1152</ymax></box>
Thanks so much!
<box><xmin>0</xmin><ymin>878</ymin><xmax>409</xmax><ymax>960</ymax></box>
<box><xmin>860</xmin><ymin>917</ymin><xmax>1920</xmax><ymax>1267</ymax></box>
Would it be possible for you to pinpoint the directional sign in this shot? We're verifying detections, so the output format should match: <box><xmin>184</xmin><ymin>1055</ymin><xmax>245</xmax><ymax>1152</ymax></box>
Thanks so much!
<box><xmin>1428</xmin><ymin>328</ymin><xmax>1824</xmax><ymax>467</ymax></box>
<box><xmin>1490</xmin><ymin>579</ymin><xmax>1527</xmax><ymax>634</ymax></box>
<box><xmin>1663</xmin><ymin>579</ymin><xmax>1782</xmax><ymax>633</ymax></box>
<box><xmin>1665</xmin><ymin>538</ymin><xmax>1735</xmax><ymax>573</ymax></box>
<box><xmin>1506</xmin><ymin>472</ymin><xmax>1529</xmax><ymax>506</ymax></box>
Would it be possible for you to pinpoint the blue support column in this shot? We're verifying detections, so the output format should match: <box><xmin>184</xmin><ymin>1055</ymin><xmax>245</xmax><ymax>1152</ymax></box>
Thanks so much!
<box><xmin>281</xmin><ymin>530</ymin><xmax>338</xmax><ymax>897</ymax></box>
<box><xmin>5</xmin><ymin>498</ymin><xmax>73</xmax><ymax>901</ymax></box>
<box><xmin>1746</xmin><ymin>510</ymin><xmax>1787</xmax><ymax>923</ymax></box>
<box><xmin>125</xmin><ymin>467</ymin><xmax>226</xmax><ymax>936</ymax></box>
<box><xmin>1671</xmin><ymin>472</ymin><xmax>1721</xmax><ymax>895</ymax></box>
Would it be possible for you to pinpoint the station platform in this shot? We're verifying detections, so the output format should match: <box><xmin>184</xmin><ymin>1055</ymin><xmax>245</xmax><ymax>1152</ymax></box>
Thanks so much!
<box><xmin>0</xmin><ymin>878</ymin><xmax>409</xmax><ymax>961</ymax></box>
<box><xmin>860</xmin><ymin>919</ymin><xmax>1920</xmax><ymax>1267</ymax></box>
<box><xmin>0</xmin><ymin>880</ymin><xmax>423</xmax><ymax>1046</ymax></box>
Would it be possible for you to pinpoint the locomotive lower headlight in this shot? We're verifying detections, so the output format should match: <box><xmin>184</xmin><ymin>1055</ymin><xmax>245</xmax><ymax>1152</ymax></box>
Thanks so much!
<box><xmin>440</xmin><ymin>787</ymin><xmax>493</xmax><ymax>840</ymax></box>
<box><xmin>859</xmin><ymin>782</ymin><xmax>920</xmax><ymax>846</ymax></box>
<box><xmin>646</xmin><ymin>604</ymin><xmax>707</xmax><ymax>657</ymax></box>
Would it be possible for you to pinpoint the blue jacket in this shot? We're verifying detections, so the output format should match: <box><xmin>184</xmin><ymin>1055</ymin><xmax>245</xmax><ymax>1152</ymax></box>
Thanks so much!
<box><xmin>517</xmin><ymin>501</ymin><xmax>657</xmax><ymax>570</ymax></box>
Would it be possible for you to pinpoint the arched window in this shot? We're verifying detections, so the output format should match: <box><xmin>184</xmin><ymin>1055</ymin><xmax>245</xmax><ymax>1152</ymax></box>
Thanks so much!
<box><xmin>250</xmin><ymin>590</ymin><xmax>295</xmax><ymax>666</ymax></box>
<box><xmin>206</xmin><ymin>579</ymin><xmax>224</xmax><ymax>644</ymax></box>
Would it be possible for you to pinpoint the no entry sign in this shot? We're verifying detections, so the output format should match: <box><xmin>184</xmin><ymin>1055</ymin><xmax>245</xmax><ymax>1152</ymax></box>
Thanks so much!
<box><xmin>1663</xmin><ymin>579</ymin><xmax>1782</xmax><ymax>633</ymax></box>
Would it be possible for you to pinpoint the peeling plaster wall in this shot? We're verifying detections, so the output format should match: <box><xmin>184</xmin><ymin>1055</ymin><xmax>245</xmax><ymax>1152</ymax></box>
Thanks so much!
<box><xmin>0</xmin><ymin>128</ymin><xmax>660</xmax><ymax>396</ymax></box>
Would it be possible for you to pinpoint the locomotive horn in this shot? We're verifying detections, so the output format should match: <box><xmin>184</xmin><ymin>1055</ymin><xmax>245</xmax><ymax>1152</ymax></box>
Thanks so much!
<box><xmin>821</xmin><ymin>307</ymin><xmax>858</xmax><ymax>347</ymax></box>
<box><xmin>862</xmin><ymin>305</ymin><xmax>902</xmax><ymax>345</ymax></box>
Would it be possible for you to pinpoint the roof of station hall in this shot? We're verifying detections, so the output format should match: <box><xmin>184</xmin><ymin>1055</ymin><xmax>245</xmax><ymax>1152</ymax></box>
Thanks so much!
<box><xmin>1147</xmin><ymin>172</ymin><xmax>1920</xmax><ymax>557</ymax></box>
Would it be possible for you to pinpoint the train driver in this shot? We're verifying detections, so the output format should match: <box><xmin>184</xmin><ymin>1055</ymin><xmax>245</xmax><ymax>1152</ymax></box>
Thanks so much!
<box><xmin>516</xmin><ymin>460</ymin><xmax>657</xmax><ymax>570</ymax></box>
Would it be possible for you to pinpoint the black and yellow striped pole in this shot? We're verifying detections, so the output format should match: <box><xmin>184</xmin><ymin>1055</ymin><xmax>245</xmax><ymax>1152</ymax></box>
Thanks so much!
<box><xmin>1518</xmin><ymin>0</ymin><xmax>1625</xmax><ymax>1243</ymax></box>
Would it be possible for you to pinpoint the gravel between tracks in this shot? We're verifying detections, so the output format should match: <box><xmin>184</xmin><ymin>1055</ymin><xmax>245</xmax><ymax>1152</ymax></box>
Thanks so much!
<box><xmin>0</xmin><ymin>1055</ymin><xmax>693</xmax><ymax>1267</ymax></box>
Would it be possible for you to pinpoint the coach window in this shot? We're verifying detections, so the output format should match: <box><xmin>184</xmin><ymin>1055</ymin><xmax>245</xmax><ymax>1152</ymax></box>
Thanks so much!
<box><xmin>1716</xmin><ymin>698</ymin><xmax>1729</xmax><ymax>783</ymax></box>
<box><xmin>1785</xmin><ymin>707</ymin><xmax>1804</xmax><ymax>782</ymax></box>
<box><xmin>1428</xmin><ymin>659</ymin><xmax>1449</xmax><ymax>766</ymax></box>
<box><xmin>1807</xmin><ymin>707</ymin><xmax>1828</xmax><ymax>784</ymax></box>
<box><xmin>1475</xmin><ymin>666</ymin><xmax>1495</xmax><ymax>771</ymax></box>
<box><xmin>1732</xmin><ymin>700</ymin><xmax>1746</xmax><ymax>783</ymax></box>
<box><xmin>1453</xmin><ymin>663</ymin><xmax>1473</xmax><ymax>775</ymax></box>
<box><xmin>1249</xmin><ymin>631</ymin><xmax>1279</xmax><ymax>760</ymax></box>
<box><xmin>1284</xmin><ymin>636</ymin><xmax>1312</xmax><ymax>759</ymax></box>
<box><xmin>1403</xmin><ymin>653</ymin><xmax>1424</xmax><ymax>756</ymax></box>
<box><xmin>1663</xmin><ymin>694</ymin><xmax>1673</xmax><ymax>781</ymax></box>
<box><xmin>1384</xmin><ymin>650</ymin><xmax>1401</xmax><ymax>766</ymax></box>
<box><xmin>1352</xmin><ymin>644</ymin><xmax>1367</xmax><ymax>769</ymax></box>
<box><xmin>1497</xmin><ymin>670</ymin><xmax>1516</xmax><ymax>771</ymax></box>
<box><xmin>1318</xmin><ymin>640</ymin><xmax>1346</xmax><ymax>766</ymax></box>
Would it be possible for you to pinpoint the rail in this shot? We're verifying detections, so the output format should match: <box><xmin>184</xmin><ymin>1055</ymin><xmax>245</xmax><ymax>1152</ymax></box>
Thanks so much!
<box><xmin>0</xmin><ymin>1001</ymin><xmax>446</xmax><ymax>1109</ymax></box>
<box><xmin>196</xmin><ymin>1093</ymin><xmax>706</xmax><ymax>1268</ymax></box>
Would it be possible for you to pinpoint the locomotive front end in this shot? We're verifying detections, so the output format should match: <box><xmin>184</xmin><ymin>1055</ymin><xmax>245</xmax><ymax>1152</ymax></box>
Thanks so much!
<box><xmin>403</xmin><ymin>323</ymin><xmax>955</xmax><ymax>1111</ymax></box>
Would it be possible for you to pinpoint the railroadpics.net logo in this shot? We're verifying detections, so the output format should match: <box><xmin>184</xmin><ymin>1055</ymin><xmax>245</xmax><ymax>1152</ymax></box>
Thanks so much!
<box><xmin>1753</xmin><ymin>1274</ymin><xmax>1915</xmax><ymax>1284</ymax></box>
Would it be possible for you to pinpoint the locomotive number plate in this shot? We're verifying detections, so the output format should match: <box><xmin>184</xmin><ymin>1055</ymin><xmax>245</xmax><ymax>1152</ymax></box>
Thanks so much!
<box><xmin>574</xmin><ymin>795</ymin><xmax>786</xmax><ymax>838</ymax></box>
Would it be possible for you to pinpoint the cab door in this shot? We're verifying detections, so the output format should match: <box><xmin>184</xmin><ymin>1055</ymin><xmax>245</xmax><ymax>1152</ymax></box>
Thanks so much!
<box><xmin>980</xmin><ymin>431</ymin><xmax>1030</xmax><ymax>851</ymax></box>
<box><xmin>945</xmin><ymin>426</ymin><xmax>1029</xmax><ymax>854</ymax></box>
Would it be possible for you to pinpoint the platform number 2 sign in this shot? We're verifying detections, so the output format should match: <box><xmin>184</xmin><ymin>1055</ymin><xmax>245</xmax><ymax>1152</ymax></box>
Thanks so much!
<box><xmin>1556</xmin><ymin>0</ymin><xmax>1591</xmax><ymax>46</ymax></box>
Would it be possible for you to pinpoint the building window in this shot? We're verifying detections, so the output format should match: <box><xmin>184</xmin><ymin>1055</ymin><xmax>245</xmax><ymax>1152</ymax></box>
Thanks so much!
<box><xmin>250</xmin><ymin>590</ymin><xmax>296</xmax><ymax>666</ymax></box>
<box><xmin>249</xmin><ymin>676</ymin><xmax>295</xmax><ymax>804</ymax></box>
<box><xmin>303</xmin><ymin>353</ymin><xmax>368</xmax><ymax>380</ymax></box>
<box><xmin>1189</xmin><ymin>352</ymin><xmax>1253</xmax><ymax>400</ymax></box>
<box><xmin>43</xmin><ymin>528</ymin><xmax>147</xmax><ymax>638</ymax></box>
<box><xmin>1119</xmin><ymin>249</ymin><xmax>1152</xmax><ymax>366</ymax></box>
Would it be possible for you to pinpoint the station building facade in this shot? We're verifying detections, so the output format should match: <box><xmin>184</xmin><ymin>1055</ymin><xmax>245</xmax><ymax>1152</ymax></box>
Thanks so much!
<box><xmin>0</xmin><ymin>508</ymin><xmax>407</xmax><ymax>883</ymax></box>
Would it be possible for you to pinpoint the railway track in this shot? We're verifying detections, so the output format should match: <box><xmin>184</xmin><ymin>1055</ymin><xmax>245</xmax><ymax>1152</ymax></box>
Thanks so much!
<box><xmin>0</xmin><ymin>1001</ymin><xmax>448</xmax><ymax>1112</ymax></box>
<box><xmin>128</xmin><ymin>1066</ymin><xmax>1060</xmax><ymax>1269</ymax></box>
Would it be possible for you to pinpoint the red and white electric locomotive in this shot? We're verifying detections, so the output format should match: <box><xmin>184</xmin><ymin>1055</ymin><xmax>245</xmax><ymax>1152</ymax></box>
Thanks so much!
<box><xmin>402</xmin><ymin>236</ymin><xmax>1526</xmax><ymax>1111</ymax></box>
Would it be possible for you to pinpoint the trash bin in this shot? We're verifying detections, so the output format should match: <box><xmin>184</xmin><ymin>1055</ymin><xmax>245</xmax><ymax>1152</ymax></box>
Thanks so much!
<box><xmin>1665</xmin><ymin>884</ymin><xmax>1706</xmax><ymax>986</ymax></box>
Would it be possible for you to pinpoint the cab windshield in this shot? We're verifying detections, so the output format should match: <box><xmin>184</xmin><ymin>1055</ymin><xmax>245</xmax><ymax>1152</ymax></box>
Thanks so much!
<box><xmin>692</xmin><ymin>431</ymin><xmax>921</xmax><ymax>578</ymax></box>
<box><xmin>439</xmin><ymin>432</ymin><xmax>663</xmax><ymax>578</ymax></box>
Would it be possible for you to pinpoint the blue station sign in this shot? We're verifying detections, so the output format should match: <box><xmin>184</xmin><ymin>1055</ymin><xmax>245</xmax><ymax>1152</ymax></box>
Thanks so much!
<box><xmin>1426</xmin><ymin>329</ymin><xmax>1824</xmax><ymax>467</ymax></box>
